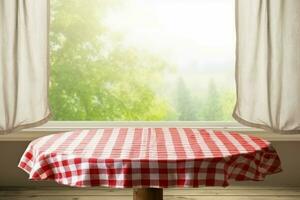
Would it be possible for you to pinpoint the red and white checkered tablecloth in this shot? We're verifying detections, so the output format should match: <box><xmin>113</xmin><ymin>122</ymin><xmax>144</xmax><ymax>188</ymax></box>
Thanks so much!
<box><xmin>18</xmin><ymin>128</ymin><xmax>282</xmax><ymax>188</ymax></box>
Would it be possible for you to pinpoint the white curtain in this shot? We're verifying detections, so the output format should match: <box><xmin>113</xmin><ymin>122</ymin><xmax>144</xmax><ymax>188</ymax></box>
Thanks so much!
<box><xmin>0</xmin><ymin>0</ymin><xmax>51</xmax><ymax>134</ymax></box>
<box><xmin>234</xmin><ymin>0</ymin><xmax>300</xmax><ymax>133</ymax></box>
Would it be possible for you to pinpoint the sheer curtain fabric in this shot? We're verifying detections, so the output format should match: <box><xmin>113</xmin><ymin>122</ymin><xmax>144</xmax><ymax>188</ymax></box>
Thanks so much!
<box><xmin>0</xmin><ymin>0</ymin><xmax>51</xmax><ymax>134</ymax></box>
<box><xmin>234</xmin><ymin>0</ymin><xmax>300</xmax><ymax>133</ymax></box>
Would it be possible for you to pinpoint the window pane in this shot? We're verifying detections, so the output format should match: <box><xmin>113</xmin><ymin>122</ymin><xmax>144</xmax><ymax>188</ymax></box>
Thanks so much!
<box><xmin>49</xmin><ymin>0</ymin><xmax>235</xmax><ymax>121</ymax></box>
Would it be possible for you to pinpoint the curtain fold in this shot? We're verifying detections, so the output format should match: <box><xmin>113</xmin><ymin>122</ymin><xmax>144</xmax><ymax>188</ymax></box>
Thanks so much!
<box><xmin>234</xmin><ymin>0</ymin><xmax>300</xmax><ymax>133</ymax></box>
<box><xmin>0</xmin><ymin>0</ymin><xmax>51</xmax><ymax>134</ymax></box>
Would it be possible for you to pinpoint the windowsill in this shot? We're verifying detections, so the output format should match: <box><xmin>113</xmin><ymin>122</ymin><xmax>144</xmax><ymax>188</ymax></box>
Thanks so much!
<box><xmin>1</xmin><ymin>121</ymin><xmax>300</xmax><ymax>142</ymax></box>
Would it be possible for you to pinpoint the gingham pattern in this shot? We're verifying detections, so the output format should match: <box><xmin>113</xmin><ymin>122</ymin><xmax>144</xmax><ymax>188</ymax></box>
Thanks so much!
<box><xmin>18</xmin><ymin>128</ymin><xmax>282</xmax><ymax>188</ymax></box>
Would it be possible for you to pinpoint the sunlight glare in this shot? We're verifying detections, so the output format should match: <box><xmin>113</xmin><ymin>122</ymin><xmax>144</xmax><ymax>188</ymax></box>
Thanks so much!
<box><xmin>103</xmin><ymin>0</ymin><xmax>235</xmax><ymax>72</ymax></box>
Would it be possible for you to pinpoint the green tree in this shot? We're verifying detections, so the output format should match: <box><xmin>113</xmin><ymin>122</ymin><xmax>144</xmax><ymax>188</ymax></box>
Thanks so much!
<box><xmin>219</xmin><ymin>89</ymin><xmax>235</xmax><ymax>121</ymax></box>
<box><xmin>176</xmin><ymin>78</ymin><xmax>197</xmax><ymax>120</ymax></box>
<box><xmin>49</xmin><ymin>0</ymin><xmax>171</xmax><ymax>120</ymax></box>
<box><xmin>198</xmin><ymin>79</ymin><xmax>223</xmax><ymax>120</ymax></box>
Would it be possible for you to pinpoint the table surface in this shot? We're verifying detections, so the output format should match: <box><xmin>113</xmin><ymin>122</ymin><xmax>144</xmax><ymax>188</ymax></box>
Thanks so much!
<box><xmin>18</xmin><ymin>128</ymin><xmax>282</xmax><ymax>188</ymax></box>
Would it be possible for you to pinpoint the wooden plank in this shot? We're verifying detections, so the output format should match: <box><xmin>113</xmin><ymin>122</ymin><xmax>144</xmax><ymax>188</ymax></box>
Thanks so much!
<box><xmin>164</xmin><ymin>197</ymin><xmax>300</xmax><ymax>200</ymax></box>
<box><xmin>1</xmin><ymin>187</ymin><xmax>300</xmax><ymax>200</ymax></box>
<box><xmin>1</xmin><ymin>187</ymin><xmax>300</xmax><ymax>197</ymax></box>
<box><xmin>0</xmin><ymin>197</ymin><xmax>130</xmax><ymax>200</ymax></box>
<box><xmin>1</xmin><ymin>196</ymin><xmax>300</xmax><ymax>200</ymax></box>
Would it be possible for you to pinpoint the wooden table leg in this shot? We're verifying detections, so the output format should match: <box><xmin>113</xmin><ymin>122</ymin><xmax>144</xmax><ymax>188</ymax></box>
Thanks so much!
<box><xmin>133</xmin><ymin>188</ymin><xmax>163</xmax><ymax>200</ymax></box>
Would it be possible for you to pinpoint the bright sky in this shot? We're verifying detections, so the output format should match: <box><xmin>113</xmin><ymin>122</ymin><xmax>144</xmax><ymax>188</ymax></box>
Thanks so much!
<box><xmin>103</xmin><ymin>0</ymin><xmax>235</xmax><ymax>73</ymax></box>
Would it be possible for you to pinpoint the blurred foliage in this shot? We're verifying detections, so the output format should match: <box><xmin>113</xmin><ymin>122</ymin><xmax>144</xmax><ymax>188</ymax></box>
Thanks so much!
<box><xmin>176</xmin><ymin>78</ymin><xmax>197</xmax><ymax>120</ymax></box>
<box><xmin>49</xmin><ymin>0</ymin><xmax>235</xmax><ymax>121</ymax></box>
<box><xmin>49</xmin><ymin>0</ymin><xmax>172</xmax><ymax>120</ymax></box>
<box><xmin>197</xmin><ymin>79</ymin><xmax>235</xmax><ymax>121</ymax></box>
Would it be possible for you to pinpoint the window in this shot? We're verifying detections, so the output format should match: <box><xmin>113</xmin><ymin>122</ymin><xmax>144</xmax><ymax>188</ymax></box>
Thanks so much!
<box><xmin>49</xmin><ymin>0</ymin><xmax>235</xmax><ymax>121</ymax></box>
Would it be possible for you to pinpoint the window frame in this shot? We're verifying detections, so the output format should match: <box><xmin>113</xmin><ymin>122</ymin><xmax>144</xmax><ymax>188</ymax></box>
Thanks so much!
<box><xmin>4</xmin><ymin>121</ymin><xmax>299</xmax><ymax>142</ymax></box>
<box><xmin>25</xmin><ymin>121</ymin><xmax>261</xmax><ymax>132</ymax></box>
